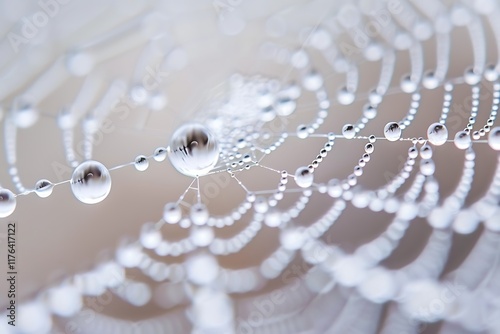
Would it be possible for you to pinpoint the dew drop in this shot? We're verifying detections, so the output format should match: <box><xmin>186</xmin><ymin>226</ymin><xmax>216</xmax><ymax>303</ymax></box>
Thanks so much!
<box><xmin>154</xmin><ymin>147</ymin><xmax>167</xmax><ymax>162</ymax></box>
<box><xmin>70</xmin><ymin>160</ymin><xmax>112</xmax><ymax>204</ymax></box>
<box><xmin>35</xmin><ymin>179</ymin><xmax>54</xmax><ymax>198</ymax></box>
<box><xmin>191</xmin><ymin>203</ymin><xmax>209</xmax><ymax>225</ymax></box>
<box><xmin>163</xmin><ymin>202</ymin><xmax>182</xmax><ymax>224</ymax></box>
<box><xmin>0</xmin><ymin>188</ymin><xmax>16</xmax><ymax>218</ymax></box>
<box><xmin>454</xmin><ymin>131</ymin><xmax>471</xmax><ymax>150</ymax></box>
<box><xmin>384</xmin><ymin>122</ymin><xmax>401</xmax><ymax>141</ymax></box>
<box><xmin>134</xmin><ymin>155</ymin><xmax>149</xmax><ymax>171</ymax></box>
<box><xmin>294</xmin><ymin>166</ymin><xmax>314</xmax><ymax>188</ymax></box>
<box><xmin>167</xmin><ymin>123</ymin><xmax>219</xmax><ymax>177</ymax></box>
<box><xmin>427</xmin><ymin>123</ymin><xmax>448</xmax><ymax>146</ymax></box>
<box><xmin>342</xmin><ymin>124</ymin><xmax>356</xmax><ymax>139</ymax></box>
<box><xmin>488</xmin><ymin>127</ymin><xmax>500</xmax><ymax>150</ymax></box>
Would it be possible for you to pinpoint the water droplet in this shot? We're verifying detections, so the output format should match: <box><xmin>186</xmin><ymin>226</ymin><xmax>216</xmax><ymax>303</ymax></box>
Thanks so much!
<box><xmin>294</xmin><ymin>166</ymin><xmax>314</xmax><ymax>188</ymax></box>
<box><xmin>264</xmin><ymin>210</ymin><xmax>281</xmax><ymax>227</ymax></box>
<box><xmin>420</xmin><ymin>144</ymin><xmax>433</xmax><ymax>159</ymax></box>
<box><xmin>464</xmin><ymin>67</ymin><xmax>481</xmax><ymax>85</ymax></box>
<box><xmin>70</xmin><ymin>160</ymin><xmax>112</xmax><ymax>204</ymax></box>
<box><xmin>191</xmin><ymin>203</ymin><xmax>209</xmax><ymax>225</ymax></box>
<box><xmin>488</xmin><ymin>127</ymin><xmax>500</xmax><ymax>150</ymax></box>
<box><xmin>140</xmin><ymin>222</ymin><xmax>162</xmax><ymax>249</ymax></box>
<box><xmin>302</xmin><ymin>70</ymin><xmax>323</xmax><ymax>91</ymax></box>
<box><xmin>13</xmin><ymin>104</ymin><xmax>39</xmax><ymax>128</ymax></box>
<box><xmin>364</xmin><ymin>143</ymin><xmax>374</xmax><ymax>154</ymax></box>
<box><xmin>337</xmin><ymin>86</ymin><xmax>355</xmax><ymax>105</ymax></box>
<box><xmin>35</xmin><ymin>179</ymin><xmax>54</xmax><ymax>198</ymax></box>
<box><xmin>427</xmin><ymin>123</ymin><xmax>448</xmax><ymax>145</ymax></box>
<box><xmin>275</xmin><ymin>97</ymin><xmax>296</xmax><ymax>116</ymax></box>
<box><xmin>422</xmin><ymin>71</ymin><xmax>439</xmax><ymax>89</ymax></box>
<box><xmin>296</xmin><ymin>124</ymin><xmax>309</xmax><ymax>139</ymax></box>
<box><xmin>167</xmin><ymin>123</ymin><xmax>219</xmax><ymax>177</ymax></box>
<box><xmin>154</xmin><ymin>147</ymin><xmax>167</xmax><ymax>162</ymax></box>
<box><xmin>384</xmin><ymin>122</ymin><xmax>401</xmax><ymax>141</ymax></box>
<box><xmin>342</xmin><ymin>124</ymin><xmax>356</xmax><ymax>139</ymax></box>
<box><xmin>400</xmin><ymin>75</ymin><xmax>417</xmax><ymax>93</ymax></box>
<box><xmin>454</xmin><ymin>131</ymin><xmax>471</xmax><ymax>150</ymax></box>
<box><xmin>420</xmin><ymin>159</ymin><xmax>435</xmax><ymax>176</ymax></box>
<box><xmin>363</xmin><ymin>104</ymin><xmax>377</xmax><ymax>119</ymax></box>
<box><xmin>0</xmin><ymin>188</ymin><xmax>16</xmax><ymax>218</ymax></box>
<box><xmin>134</xmin><ymin>155</ymin><xmax>149</xmax><ymax>171</ymax></box>
<box><xmin>408</xmin><ymin>146</ymin><xmax>418</xmax><ymax>159</ymax></box>
<box><xmin>163</xmin><ymin>202</ymin><xmax>182</xmax><ymax>224</ymax></box>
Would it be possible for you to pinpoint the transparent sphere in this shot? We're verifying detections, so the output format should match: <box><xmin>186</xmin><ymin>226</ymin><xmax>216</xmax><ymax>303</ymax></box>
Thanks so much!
<box><xmin>46</xmin><ymin>285</ymin><xmax>82</xmax><ymax>317</ymax></box>
<box><xmin>420</xmin><ymin>159</ymin><xmax>436</xmax><ymax>176</ymax></box>
<box><xmin>134</xmin><ymin>155</ymin><xmax>149</xmax><ymax>171</ymax></box>
<box><xmin>190</xmin><ymin>203</ymin><xmax>209</xmax><ymax>225</ymax></box>
<box><xmin>422</xmin><ymin>71</ymin><xmax>440</xmax><ymax>89</ymax></box>
<box><xmin>454</xmin><ymin>131</ymin><xmax>471</xmax><ymax>150</ymax></box>
<box><xmin>13</xmin><ymin>104</ymin><xmax>39</xmax><ymax>128</ymax></box>
<box><xmin>0</xmin><ymin>188</ymin><xmax>16</xmax><ymax>218</ymax></box>
<box><xmin>154</xmin><ymin>147</ymin><xmax>167</xmax><ymax>162</ymax></box>
<box><xmin>35</xmin><ymin>179</ymin><xmax>54</xmax><ymax>198</ymax></box>
<box><xmin>163</xmin><ymin>202</ymin><xmax>182</xmax><ymax>224</ymax></box>
<box><xmin>70</xmin><ymin>160</ymin><xmax>112</xmax><ymax>204</ymax></box>
<box><xmin>167</xmin><ymin>123</ymin><xmax>219</xmax><ymax>177</ymax></box>
<box><xmin>427</xmin><ymin>123</ymin><xmax>448</xmax><ymax>146</ymax></box>
<box><xmin>384</xmin><ymin>122</ymin><xmax>401</xmax><ymax>141</ymax></box>
<box><xmin>294</xmin><ymin>166</ymin><xmax>314</xmax><ymax>188</ymax></box>
<box><xmin>488</xmin><ymin>127</ymin><xmax>500</xmax><ymax>150</ymax></box>
<box><xmin>342</xmin><ymin>124</ymin><xmax>356</xmax><ymax>139</ymax></box>
<box><xmin>400</xmin><ymin>75</ymin><xmax>417</xmax><ymax>93</ymax></box>
<box><xmin>337</xmin><ymin>86</ymin><xmax>355</xmax><ymax>105</ymax></box>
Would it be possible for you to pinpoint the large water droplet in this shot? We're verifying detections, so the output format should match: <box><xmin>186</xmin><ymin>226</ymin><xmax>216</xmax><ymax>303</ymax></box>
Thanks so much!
<box><xmin>488</xmin><ymin>127</ymin><xmax>500</xmax><ymax>150</ymax></box>
<box><xmin>167</xmin><ymin>123</ymin><xmax>219</xmax><ymax>177</ymax></box>
<box><xmin>13</xmin><ymin>104</ymin><xmax>39</xmax><ymax>128</ymax></box>
<box><xmin>384</xmin><ymin>122</ymin><xmax>401</xmax><ymax>141</ymax></box>
<box><xmin>337</xmin><ymin>86</ymin><xmax>355</xmax><ymax>105</ymax></box>
<box><xmin>70</xmin><ymin>160</ymin><xmax>112</xmax><ymax>204</ymax></box>
<box><xmin>427</xmin><ymin>123</ymin><xmax>448</xmax><ymax>146</ymax></box>
<box><xmin>0</xmin><ymin>188</ymin><xmax>16</xmax><ymax>218</ymax></box>
<box><xmin>294</xmin><ymin>166</ymin><xmax>314</xmax><ymax>188</ymax></box>
<box><xmin>420</xmin><ymin>159</ymin><xmax>435</xmax><ymax>176</ymax></box>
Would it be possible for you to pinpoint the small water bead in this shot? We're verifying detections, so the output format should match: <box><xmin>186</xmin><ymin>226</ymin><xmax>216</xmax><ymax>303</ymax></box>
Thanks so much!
<box><xmin>163</xmin><ymin>202</ymin><xmax>182</xmax><ymax>224</ymax></box>
<box><xmin>364</xmin><ymin>143</ymin><xmax>374</xmax><ymax>154</ymax></box>
<box><xmin>294</xmin><ymin>166</ymin><xmax>314</xmax><ymax>188</ymax></box>
<box><xmin>420</xmin><ymin>159</ymin><xmax>436</xmax><ymax>176</ymax></box>
<box><xmin>484</xmin><ymin>64</ymin><xmax>499</xmax><ymax>82</ymax></box>
<box><xmin>297</xmin><ymin>124</ymin><xmax>309</xmax><ymax>139</ymax></box>
<box><xmin>342</xmin><ymin>124</ymin><xmax>356</xmax><ymax>139</ymax></box>
<box><xmin>427</xmin><ymin>123</ymin><xmax>448</xmax><ymax>146</ymax></box>
<box><xmin>13</xmin><ymin>104</ymin><xmax>39</xmax><ymax>128</ymax></box>
<box><xmin>369</xmin><ymin>89</ymin><xmax>383</xmax><ymax>105</ymax></box>
<box><xmin>384</xmin><ymin>122</ymin><xmax>401</xmax><ymax>141</ymax></box>
<box><xmin>134</xmin><ymin>155</ymin><xmax>149</xmax><ymax>171</ymax></box>
<box><xmin>275</xmin><ymin>97</ymin><xmax>296</xmax><ymax>116</ymax></box>
<box><xmin>489</xmin><ymin>127</ymin><xmax>500</xmax><ymax>150</ymax></box>
<box><xmin>400</xmin><ymin>75</ymin><xmax>417</xmax><ymax>93</ymax></box>
<box><xmin>154</xmin><ymin>147</ymin><xmax>167</xmax><ymax>162</ymax></box>
<box><xmin>35</xmin><ymin>179</ymin><xmax>54</xmax><ymax>198</ymax></box>
<box><xmin>140</xmin><ymin>222</ymin><xmax>162</xmax><ymax>249</ymax></box>
<box><xmin>422</xmin><ymin>71</ymin><xmax>440</xmax><ymax>89</ymax></box>
<box><xmin>167</xmin><ymin>123</ymin><xmax>219</xmax><ymax>177</ymax></box>
<box><xmin>464</xmin><ymin>67</ymin><xmax>481</xmax><ymax>85</ymax></box>
<box><xmin>264</xmin><ymin>210</ymin><xmax>282</xmax><ymax>227</ymax></box>
<box><xmin>337</xmin><ymin>86</ymin><xmax>355</xmax><ymax>105</ymax></box>
<box><xmin>191</xmin><ymin>203</ymin><xmax>209</xmax><ymax>225</ymax></box>
<box><xmin>70</xmin><ymin>160</ymin><xmax>112</xmax><ymax>204</ymax></box>
<box><xmin>408</xmin><ymin>146</ymin><xmax>418</xmax><ymax>159</ymax></box>
<box><xmin>454</xmin><ymin>131</ymin><xmax>471</xmax><ymax>150</ymax></box>
<box><xmin>302</xmin><ymin>70</ymin><xmax>323</xmax><ymax>91</ymax></box>
<box><xmin>0</xmin><ymin>188</ymin><xmax>16</xmax><ymax>218</ymax></box>
<box><xmin>363</xmin><ymin>104</ymin><xmax>377</xmax><ymax>119</ymax></box>
<box><xmin>368</xmin><ymin>135</ymin><xmax>376</xmax><ymax>143</ymax></box>
<box><xmin>420</xmin><ymin>144</ymin><xmax>433</xmax><ymax>159</ymax></box>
